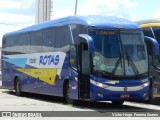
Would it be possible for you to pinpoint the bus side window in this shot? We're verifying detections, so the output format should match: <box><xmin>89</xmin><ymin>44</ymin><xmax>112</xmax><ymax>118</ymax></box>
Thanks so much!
<box><xmin>145</xmin><ymin>40</ymin><xmax>153</xmax><ymax>65</ymax></box>
<box><xmin>69</xmin><ymin>45</ymin><xmax>77</xmax><ymax>71</ymax></box>
<box><xmin>142</xmin><ymin>27</ymin><xmax>154</xmax><ymax>38</ymax></box>
<box><xmin>42</xmin><ymin>29</ymin><xmax>55</xmax><ymax>52</ymax></box>
<box><xmin>79</xmin><ymin>25</ymin><xmax>87</xmax><ymax>34</ymax></box>
<box><xmin>21</xmin><ymin>33</ymin><xmax>31</xmax><ymax>54</ymax></box>
<box><xmin>70</xmin><ymin>24</ymin><xmax>79</xmax><ymax>44</ymax></box>
<box><xmin>2</xmin><ymin>38</ymin><xmax>5</xmax><ymax>48</ymax></box>
<box><xmin>3</xmin><ymin>37</ymin><xmax>11</xmax><ymax>55</ymax></box>
<box><xmin>10</xmin><ymin>36</ymin><xmax>21</xmax><ymax>54</ymax></box>
<box><xmin>31</xmin><ymin>31</ymin><xmax>43</xmax><ymax>53</ymax></box>
<box><xmin>55</xmin><ymin>26</ymin><xmax>70</xmax><ymax>52</ymax></box>
<box><xmin>70</xmin><ymin>24</ymin><xmax>87</xmax><ymax>44</ymax></box>
<box><xmin>152</xmin><ymin>27</ymin><xmax>160</xmax><ymax>43</ymax></box>
<box><xmin>3</xmin><ymin>37</ymin><xmax>10</xmax><ymax>48</ymax></box>
<box><xmin>11</xmin><ymin>36</ymin><xmax>18</xmax><ymax>47</ymax></box>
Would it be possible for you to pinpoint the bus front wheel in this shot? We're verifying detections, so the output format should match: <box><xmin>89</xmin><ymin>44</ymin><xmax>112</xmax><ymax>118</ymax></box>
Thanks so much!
<box><xmin>15</xmin><ymin>78</ymin><xmax>22</xmax><ymax>96</ymax></box>
<box><xmin>148</xmin><ymin>79</ymin><xmax>156</xmax><ymax>104</ymax></box>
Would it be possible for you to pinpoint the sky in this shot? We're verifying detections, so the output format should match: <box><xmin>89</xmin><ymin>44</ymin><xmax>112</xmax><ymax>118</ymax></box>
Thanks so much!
<box><xmin>0</xmin><ymin>0</ymin><xmax>160</xmax><ymax>46</ymax></box>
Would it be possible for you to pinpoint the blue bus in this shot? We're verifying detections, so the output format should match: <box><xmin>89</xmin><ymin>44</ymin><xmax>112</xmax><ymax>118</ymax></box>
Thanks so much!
<box><xmin>1</xmin><ymin>16</ymin><xmax>149</xmax><ymax>105</ymax></box>
<box><xmin>137</xmin><ymin>19</ymin><xmax>160</xmax><ymax>102</ymax></box>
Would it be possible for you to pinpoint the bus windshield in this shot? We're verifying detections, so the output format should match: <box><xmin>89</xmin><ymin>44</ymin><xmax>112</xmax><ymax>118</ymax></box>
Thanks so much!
<box><xmin>89</xmin><ymin>29</ymin><xmax>148</xmax><ymax>77</ymax></box>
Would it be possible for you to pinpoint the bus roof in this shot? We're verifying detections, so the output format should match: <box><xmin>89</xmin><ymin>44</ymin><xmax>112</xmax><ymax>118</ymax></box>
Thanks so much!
<box><xmin>4</xmin><ymin>15</ymin><xmax>139</xmax><ymax>37</ymax></box>
<box><xmin>136</xmin><ymin>18</ymin><xmax>160</xmax><ymax>27</ymax></box>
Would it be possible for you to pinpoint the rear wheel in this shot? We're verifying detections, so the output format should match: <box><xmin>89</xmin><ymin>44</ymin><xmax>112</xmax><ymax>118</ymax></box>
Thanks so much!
<box><xmin>15</xmin><ymin>78</ymin><xmax>22</xmax><ymax>96</ymax></box>
<box><xmin>112</xmin><ymin>101</ymin><xmax>124</xmax><ymax>106</ymax></box>
<box><xmin>64</xmin><ymin>82</ymin><xmax>76</xmax><ymax>104</ymax></box>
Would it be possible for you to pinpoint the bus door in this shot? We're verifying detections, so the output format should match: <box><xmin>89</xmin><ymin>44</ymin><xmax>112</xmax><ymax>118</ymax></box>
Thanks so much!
<box><xmin>69</xmin><ymin>43</ymin><xmax>90</xmax><ymax>100</ymax></box>
<box><xmin>69</xmin><ymin>35</ymin><xmax>93</xmax><ymax>100</ymax></box>
<box><xmin>78</xmin><ymin>42</ymin><xmax>90</xmax><ymax>99</ymax></box>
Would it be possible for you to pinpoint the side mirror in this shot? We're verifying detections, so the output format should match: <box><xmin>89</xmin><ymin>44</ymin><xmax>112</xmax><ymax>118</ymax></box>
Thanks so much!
<box><xmin>78</xmin><ymin>34</ymin><xmax>94</xmax><ymax>54</ymax></box>
<box><xmin>144</xmin><ymin>36</ymin><xmax>159</xmax><ymax>56</ymax></box>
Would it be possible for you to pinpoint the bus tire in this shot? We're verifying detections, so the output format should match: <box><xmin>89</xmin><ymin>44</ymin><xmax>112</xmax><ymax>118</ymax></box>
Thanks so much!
<box><xmin>15</xmin><ymin>78</ymin><xmax>22</xmax><ymax>96</ymax></box>
<box><xmin>148</xmin><ymin>79</ymin><xmax>156</xmax><ymax>104</ymax></box>
<box><xmin>111</xmin><ymin>101</ymin><xmax>124</xmax><ymax>106</ymax></box>
<box><xmin>64</xmin><ymin>82</ymin><xmax>75</xmax><ymax>104</ymax></box>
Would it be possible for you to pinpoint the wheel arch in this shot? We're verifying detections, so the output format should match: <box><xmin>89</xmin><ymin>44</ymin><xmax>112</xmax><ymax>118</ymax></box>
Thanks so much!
<box><xmin>63</xmin><ymin>78</ymin><xmax>69</xmax><ymax>97</ymax></box>
<box><xmin>14</xmin><ymin>75</ymin><xmax>20</xmax><ymax>90</ymax></box>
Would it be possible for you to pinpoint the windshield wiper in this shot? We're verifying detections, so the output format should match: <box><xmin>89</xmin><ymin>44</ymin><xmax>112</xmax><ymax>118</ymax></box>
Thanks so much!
<box><xmin>126</xmin><ymin>51</ymin><xmax>139</xmax><ymax>76</ymax></box>
<box><xmin>111</xmin><ymin>56</ymin><xmax>122</xmax><ymax>75</ymax></box>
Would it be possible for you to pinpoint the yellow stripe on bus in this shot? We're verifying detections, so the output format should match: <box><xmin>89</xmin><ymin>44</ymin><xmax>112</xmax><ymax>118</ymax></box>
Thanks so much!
<box><xmin>140</xmin><ymin>23</ymin><xmax>160</xmax><ymax>28</ymax></box>
<box><xmin>16</xmin><ymin>68</ymin><xmax>57</xmax><ymax>85</ymax></box>
<box><xmin>153</xmin><ymin>94</ymin><xmax>160</xmax><ymax>98</ymax></box>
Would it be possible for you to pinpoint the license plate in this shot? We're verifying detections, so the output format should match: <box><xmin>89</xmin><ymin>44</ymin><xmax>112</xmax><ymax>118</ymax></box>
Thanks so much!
<box><xmin>120</xmin><ymin>94</ymin><xmax>130</xmax><ymax>98</ymax></box>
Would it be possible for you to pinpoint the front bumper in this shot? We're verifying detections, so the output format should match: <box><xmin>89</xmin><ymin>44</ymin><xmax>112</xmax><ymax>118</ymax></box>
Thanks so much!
<box><xmin>90</xmin><ymin>79</ymin><xmax>149</xmax><ymax>101</ymax></box>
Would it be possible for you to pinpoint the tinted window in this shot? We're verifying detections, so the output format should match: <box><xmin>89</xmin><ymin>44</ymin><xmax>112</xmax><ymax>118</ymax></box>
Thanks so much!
<box><xmin>142</xmin><ymin>27</ymin><xmax>154</xmax><ymax>38</ymax></box>
<box><xmin>3</xmin><ymin>36</ymin><xmax>25</xmax><ymax>55</ymax></box>
<box><xmin>21</xmin><ymin>33</ymin><xmax>31</xmax><ymax>53</ymax></box>
<box><xmin>42</xmin><ymin>29</ymin><xmax>55</xmax><ymax>52</ymax></box>
<box><xmin>70</xmin><ymin>24</ymin><xmax>79</xmax><ymax>44</ymax></box>
<box><xmin>3</xmin><ymin>37</ymin><xmax>11</xmax><ymax>55</ymax></box>
<box><xmin>69</xmin><ymin>45</ymin><xmax>77</xmax><ymax>71</ymax></box>
<box><xmin>152</xmin><ymin>27</ymin><xmax>160</xmax><ymax>43</ymax></box>
<box><xmin>70</xmin><ymin>25</ymin><xmax>87</xmax><ymax>44</ymax></box>
<box><xmin>3</xmin><ymin>37</ymin><xmax>11</xmax><ymax>48</ymax></box>
<box><xmin>31</xmin><ymin>31</ymin><xmax>42</xmax><ymax>53</ymax></box>
<box><xmin>79</xmin><ymin>25</ymin><xmax>87</xmax><ymax>34</ymax></box>
<box><xmin>10</xmin><ymin>36</ymin><xmax>22</xmax><ymax>54</ymax></box>
<box><xmin>21</xmin><ymin>33</ymin><xmax>30</xmax><ymax>46</ymax></box>
<box><xmin>145</xmin><ymin>39</ymin><xmax>153</xmax><ymax>65</ymax></box>
<box><xmin>11</xmin><ymin>36</ymin><xmax>19</xmax><ymax>47</ymax></box>
<box><xmin>55</xmin><ymin>26</ymin><xmax>70</xmax><ymax>52</ymax></box>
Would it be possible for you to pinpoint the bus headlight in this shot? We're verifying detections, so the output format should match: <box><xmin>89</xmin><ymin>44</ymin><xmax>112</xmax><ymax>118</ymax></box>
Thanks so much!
<box><xmin>90</xmin><ymin>80</ymin><xmax>109</xmax><ymax>89</ymax></box>
<box><xmin>97</xmin><ymin>83</ymin><xmax>109</xmax><ymax>88</ymax></box>
<box><xmin>97</xmin><ymin>83</ymin><xmax>103</xmax><ymax>88</ymax></box>
<box><xmin>141</xmin><ymin>82</ymin><xmax>150</xmax><ymax>88</ymax></box>
<box><xmin>144</xmin><ymin>82</ymin><xmax>150</xmax><ymax>87</ymax></box>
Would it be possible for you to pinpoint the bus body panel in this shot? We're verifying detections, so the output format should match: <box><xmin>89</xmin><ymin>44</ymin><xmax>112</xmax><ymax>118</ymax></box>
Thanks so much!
<box><xmin>68</xmin><ymin>69</ymin><xmax>79</xmax><ymax>100</ymax></box>
<box><xmin>2</xmin><ymin>52</ymin><xmax>69</xmax><ymax>97</ymax></box>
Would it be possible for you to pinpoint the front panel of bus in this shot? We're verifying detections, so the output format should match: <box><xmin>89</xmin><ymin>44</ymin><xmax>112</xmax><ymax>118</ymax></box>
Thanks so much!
<box><xmin>88</xmin><ymin>29</ymin><xmax>149</xmax><ymax>101</ymax></box>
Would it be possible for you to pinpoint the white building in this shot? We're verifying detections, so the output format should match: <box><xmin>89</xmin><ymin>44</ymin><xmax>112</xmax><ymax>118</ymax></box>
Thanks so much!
<box><xmin>35</xmin><ymin>0</ymin><xmax>53</xmax><ymax>24</ymax></box>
